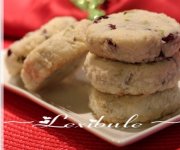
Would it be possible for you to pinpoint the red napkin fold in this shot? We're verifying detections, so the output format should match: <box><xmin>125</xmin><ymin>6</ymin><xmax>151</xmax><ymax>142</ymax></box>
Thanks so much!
<box><xmin>4</xmin><ymin>0</ymin><xmax>180</xmax><ymax>38</ymax></box>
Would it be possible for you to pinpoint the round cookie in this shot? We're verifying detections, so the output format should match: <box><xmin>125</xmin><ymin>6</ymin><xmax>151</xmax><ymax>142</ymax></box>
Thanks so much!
<box><xmin>86</xmin><ymin>9</ymin><xmax>180</xmax><ymax>63</ymax></box>
<box><xmin>21</xmin><ymin>20</ymin><xmax>92</xmax><ymax>91</ymax></box>
<box><xmin>84</xmin><ymin>52</ymin><xmax>180</xmax><ymax>96</ymax></box>
<box><xmin>89</xmin><ymin>87</ymin><xmax>180</xmax><ymax>123</ymax></box>
<box><xmin>6</xmin><ymin>17</ymin><xmax>77</xmax><ymax>76</ymax></box>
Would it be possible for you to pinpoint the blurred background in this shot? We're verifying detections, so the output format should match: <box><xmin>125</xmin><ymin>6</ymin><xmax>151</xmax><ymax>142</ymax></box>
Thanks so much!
<box><xmin>4</xmin><ymin>0</ymin><xmax>180</xmax><ymax>42</ymax></box>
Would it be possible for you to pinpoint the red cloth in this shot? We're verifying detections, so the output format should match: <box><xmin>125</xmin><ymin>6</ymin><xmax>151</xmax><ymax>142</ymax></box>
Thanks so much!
<box><xmin>4</xmin><ymin>0</ymin><xmax>180</xmax><ymax>38</ymax></box>
<box><xmin>4</xmin><ymin>0</ymin><xmax>180</xmax><ymax>149</ymax></box>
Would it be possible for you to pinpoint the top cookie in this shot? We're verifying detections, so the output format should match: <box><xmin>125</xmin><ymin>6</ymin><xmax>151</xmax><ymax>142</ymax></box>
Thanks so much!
<box><xmin>86</xmin><ymin>9</ymin><xmax>180</xmax><ymax>63</ymax></box>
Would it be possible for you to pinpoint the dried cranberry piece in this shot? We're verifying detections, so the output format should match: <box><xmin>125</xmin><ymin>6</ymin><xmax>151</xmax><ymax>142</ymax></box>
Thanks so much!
<box><xmin>93</xmin><ymin>16</ymin><xmax>109</xmax><ymax>23</ymax></box>
<box><xmin>108</xmin><ymin>24</ymin><xmax>116</xmax><ymax>30</ymax></box>
<box><xmin>7</xmin><ymin>49</ymin><xmax>12</xmax><ymax>57</ymax></box>
<box><xmin>106</xmin><ymin>39</ymin><xmax>116</xmax><ymax>49</ymax></box>
<box><xmin>162</xmin><ymin>33</ymin><xmax>175</xmax><ymax>43</ymax></box>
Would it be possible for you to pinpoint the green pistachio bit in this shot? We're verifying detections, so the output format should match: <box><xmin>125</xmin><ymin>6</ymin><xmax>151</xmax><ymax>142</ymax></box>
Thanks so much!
<box><xmin>159</xmin><ymin>30</ymin><xmax>165</xmax><ymax>36</ymax></box>
<box><xmin>142</xmin><ymin>20</ymin><xmax>149</xmax><ymax>25</ymax></box>
<box><xmin>125</xmin><ymin>18</ymin><xmax>130</xmax><ymax>21</ymax></box>
<box><xmin>88</xmin><ymin>9</ymin><xmax>105</xmax><ymax>20</ymax></box>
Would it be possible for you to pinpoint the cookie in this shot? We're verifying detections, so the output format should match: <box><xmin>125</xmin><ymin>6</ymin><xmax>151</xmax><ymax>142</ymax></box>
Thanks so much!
<box><xmin>6</xmin><ymin>17</ymin><xmax>77</xmax><ymax>76</ymax></box>
<box><xmin>89</xmin><ymin>87</ymin><xmax>180</xmax><ymax>123</ymax></box>
<box><xmin>86</xmin><ymin>9</ymin><xmax>180</xmax><ymax>63</ymax></box>
<box><xmin>21</xmin><ymin>20</ymin><xmax>91</xmax><ymax>91</ymax></box>
<box><xmin>84</xmin><ymin>52</ymin><xmax>180</xmax><ymax>95</ymax></box>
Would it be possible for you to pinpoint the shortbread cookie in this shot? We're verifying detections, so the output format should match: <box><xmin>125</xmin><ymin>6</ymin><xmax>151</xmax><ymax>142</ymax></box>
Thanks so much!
<box><xmin>84</xmin><ymin>52</ymin><xmax>180</xmax><ymax>95</ymax></box>
<box><xmin>86</xmin><ymin>9</ymin><xmax>180</xmax><ymax>63</ymax></box>
<box><xmin>89</xmin><ymin>87</ymin><xmax>180</xmax><ymax>123</ymax></box>
<box><xmin>6</xmin><ymin>17</ymin><xmax>77</xmax><ymax>76</ymax></box>
<box><xmin>21</xmin><ymin>20</ymin><xmax>91</xmax><ymax>91</ymax></box>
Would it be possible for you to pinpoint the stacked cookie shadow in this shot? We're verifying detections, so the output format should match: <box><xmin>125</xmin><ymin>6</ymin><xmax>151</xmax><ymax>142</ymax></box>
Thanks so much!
<box><xmin>84</xmin><ymin>10</ymin><xmax>180</xmax><ymax>123</ymax></box>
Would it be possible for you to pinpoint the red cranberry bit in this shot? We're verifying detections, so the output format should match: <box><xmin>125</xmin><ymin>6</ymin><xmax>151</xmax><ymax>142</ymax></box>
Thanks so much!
<box><xmin>162</xmin><ymin>33</ymin><xmax>175</xmax><ymax>43</ymax></box>
<box><xmin>93</xmin><ymin>16</ymin><xmax>109</xmax><ymax>23</ymax></box>
<box><xmin>7</xmin><ymin>49</ymin><xmax>12</xmax><ymax>57</ymax></box>
<box><xmin>108</xmin><ymin>24</ymin><xmax>116</xmax><ymax>30</ymax></box>
<box><xmin>107</xmin><ymin>39</ymin><xmax>116</xmax><ymax>48</ymax></box>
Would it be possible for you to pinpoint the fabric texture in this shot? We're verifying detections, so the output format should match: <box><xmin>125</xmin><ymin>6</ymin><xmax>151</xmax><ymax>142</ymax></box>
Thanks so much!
<box><xmin>3</xmin><ymin>0</ymin><xmax>180</xmax><ymax>149</ymax></box>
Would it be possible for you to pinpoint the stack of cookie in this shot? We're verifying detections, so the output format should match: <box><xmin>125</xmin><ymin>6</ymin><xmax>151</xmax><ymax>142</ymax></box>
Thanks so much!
<box><xmin>84</xmin><ymin>10</ymin><xmax>180</xmax><ymax>123</ymax></box>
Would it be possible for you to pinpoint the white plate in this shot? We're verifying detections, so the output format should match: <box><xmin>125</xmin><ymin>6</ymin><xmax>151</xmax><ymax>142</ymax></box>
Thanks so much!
<box><xmin>3</xmin><ymin>52</ymin><xmax>180</xmax><ymax>147</ymax></box>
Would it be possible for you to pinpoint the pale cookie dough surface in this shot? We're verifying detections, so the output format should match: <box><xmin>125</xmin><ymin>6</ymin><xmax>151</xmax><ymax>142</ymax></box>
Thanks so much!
<box><xmin>6</xmin><ymin>17</ymin><xmax>77</xmax><ymax>76</ymax></box>
<box><xmin>89</xmin><ymin>87</ymin><xmax>180</xmax><ymax>123</ymax></box>
<box><xmin>21</xmin><ymin>20</ymin><xmax>92</xmax><ymax>91</ymax></box>
<box><xmin>84</xmin><ymin>52</ymin><xmax>180</xmax><ymax>95</ymax></box>
<box><xmin>86</xmin><ymin>9</ymin><xmax>180</xmax><ymax>63</ymax></box>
